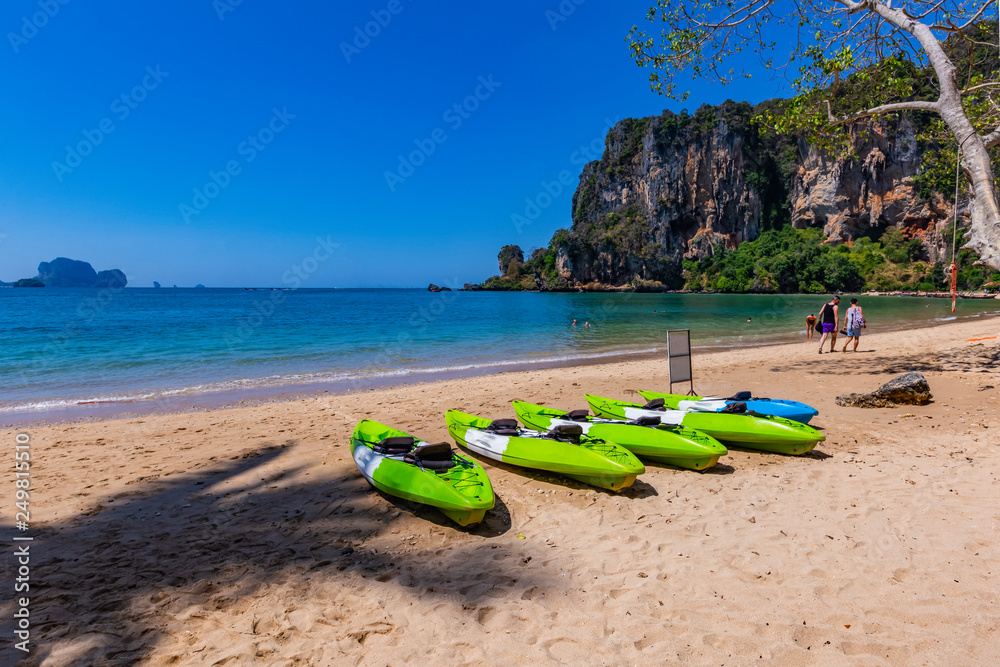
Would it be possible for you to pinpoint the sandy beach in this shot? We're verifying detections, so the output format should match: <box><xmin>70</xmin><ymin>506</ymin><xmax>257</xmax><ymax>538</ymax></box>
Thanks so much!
<box><xmin>2</xmin><ymin>316</ymin><xmax>998</xmax><ymax>666</ymax></box>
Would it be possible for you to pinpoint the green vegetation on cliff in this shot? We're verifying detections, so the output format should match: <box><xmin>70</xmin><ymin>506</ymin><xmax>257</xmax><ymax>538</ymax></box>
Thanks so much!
<box><xmin>682</xmin><ymin>226</ymin><xmax>1000</xmax><ymax>293</ymax></box>
<box><xmin>483</xmin><ymin>245</ymin><xmax>568</xmax><ymax>291</ymax></box>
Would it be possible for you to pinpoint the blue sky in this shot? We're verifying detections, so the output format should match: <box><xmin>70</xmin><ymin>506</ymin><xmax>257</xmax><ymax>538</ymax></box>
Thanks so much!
<box><xmin>0</xmin><ymin>1</ymin><xmax>796</xmax><ymax>287</ymax></box>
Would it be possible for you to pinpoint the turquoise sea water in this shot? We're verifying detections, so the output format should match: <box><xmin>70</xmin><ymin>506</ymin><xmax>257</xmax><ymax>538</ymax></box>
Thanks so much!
<box><xmin>1</xmin><ymin>288</ymin><xmax>997</xmax><ymax>420</ymax></box>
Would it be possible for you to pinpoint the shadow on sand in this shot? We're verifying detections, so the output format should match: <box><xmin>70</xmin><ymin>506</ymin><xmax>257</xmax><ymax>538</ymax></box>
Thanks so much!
<box><xmin>770</xmin><ymin>343</ymin><xmax>1000</xmax><ymax>376</ymax></box>
<box><xmin>0</xmin><ymin>442</ymin><xmax>553</xmax><ymax>666</ymax></box>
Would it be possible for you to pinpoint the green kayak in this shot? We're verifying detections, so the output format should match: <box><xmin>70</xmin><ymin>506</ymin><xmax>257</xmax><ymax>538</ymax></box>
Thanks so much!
<box><xmin>445</xmin><ymin>409</ymin><xmax>645</xmax><ymax>491</ymax></box>
<box><xmin>585</xmin><ymin>394</ymin><xmax>825</xmax><ymax>455</ymax></box>
<box><xmin>511</xmin><ymin>399</ymin><xmax>727</xmax><ymax>471</ymax></box>
<box><xmin>351</xmin><ymin>419</ymin><xmax>494</xmax><ymax>526</ymax></box>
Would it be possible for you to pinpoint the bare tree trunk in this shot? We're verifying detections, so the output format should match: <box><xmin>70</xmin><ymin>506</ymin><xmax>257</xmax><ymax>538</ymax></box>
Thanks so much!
<box><xmin>864</xmin><ymin>0</ymin><xmax>1000</xmax><ymax>270</ymax></box>
<box><xmin>960</xmin><ymin>140</ymin><xmax>1000</xmax><ymax>268</ymax></box>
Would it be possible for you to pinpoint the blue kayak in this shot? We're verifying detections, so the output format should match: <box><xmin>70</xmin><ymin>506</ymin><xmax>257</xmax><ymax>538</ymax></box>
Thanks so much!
<box><xmin>637</xmin><ymin>390</ymin><xmax>819</xmax><ymax>424</ymax></box>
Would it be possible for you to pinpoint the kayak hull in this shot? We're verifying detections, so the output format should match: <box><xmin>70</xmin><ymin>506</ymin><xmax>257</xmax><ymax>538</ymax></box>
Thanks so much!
<box><xmin>585</xmin><ymin>394</ymin><xmax>824</xmax><ymax>456</ymax></box>
<box><xmin>446</xmin><ymin>409</ymin><xmax>645</xmax><ymax>491</ymax></box>
<box><xmin>350</xmin><ymin>420</ymin><xmax>494</xmax><ymax>526</ymax></box>
<box><xmin>512</xmin><ymin>399</ymin><xmax>726</xmax><ymax>471</ymax></box>
<box><xmin>638</xmin><ymin>390</ymin><xmax>819</xmax><ymax>424</ymax></box>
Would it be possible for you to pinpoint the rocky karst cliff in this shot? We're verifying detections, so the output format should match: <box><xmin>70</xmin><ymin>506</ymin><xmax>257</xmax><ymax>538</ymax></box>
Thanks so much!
<box><xmin>789</xmin><ymin>123</ymin><xmax>957</xmax><ymax>262</ymax></box>
<box><xmin>558</xmin><ymin>103</ymin><xmax>964</xmax><ymax>288</ymax></box>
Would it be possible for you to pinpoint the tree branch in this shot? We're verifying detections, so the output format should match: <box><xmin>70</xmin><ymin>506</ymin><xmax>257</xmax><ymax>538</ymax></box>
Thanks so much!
<box><xmin>984</xmin><ymin>126</ymin><xmax>1000</xmax><ymax>149</ymax></box>
<box><xmin>825</xmin><ymin>98</ymin><xmax>940</xmax><ymax>124</ymax></box>
<box><xmin>961</xmin><ymin>82</ymin><xmax>1000</xmax><ymax>95</ymax></box>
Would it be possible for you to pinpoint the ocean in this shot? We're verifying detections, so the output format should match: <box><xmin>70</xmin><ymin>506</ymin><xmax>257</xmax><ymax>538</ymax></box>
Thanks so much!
<box><xmin>1</xmin><ymin>287</ymin><xmax>996</xmax><ymax>423</ymax></box>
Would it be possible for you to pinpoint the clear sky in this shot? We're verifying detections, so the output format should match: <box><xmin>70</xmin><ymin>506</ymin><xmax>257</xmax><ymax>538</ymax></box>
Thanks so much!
<box><xmin>0</xmin><ymin>1</ymin><xmax>796</xmax><ymax>287</ymax></box>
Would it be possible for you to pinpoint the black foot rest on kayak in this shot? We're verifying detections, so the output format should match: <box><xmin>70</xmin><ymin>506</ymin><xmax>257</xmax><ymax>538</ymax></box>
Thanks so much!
<box><xmin>545</xmin><ymin>423</ymin><xmax>583</xmax><ymax>444</ymax></box>
<box><xmin>486</xmin><ymin>419</ymin><xmax>520</xmax><ymax>436</ymax></box>
<box><xmin>721</xmin><ymin>402</ymin><xmax>747</xmax><ymax>414</ymax></box>
<box><xmin>404</xmin><ymin>442</ymin><xmax>455</xmax><ymax>470</ymax></box>
<box><xmin>642</xmin><ymin>398</ymin><xmax>666</xmax><ymax>410</ymax></box>
<box><xmin>566</xmin><ymin>409</ymin><xmax>589</xmax><ymax>422</ymax></box>
<box><xmin>726</xmin><ymin>391</ymin><xmax>752</xmax><ymax>401</ymax></box>
<box><xmin>631</xmin><ymin>416</ymin><xmax>661</xmax><ymax>427</ymax></box>
<box><xmin>378</xmin><ymin>436</ymin><xmax>416</xmax><ymax>455</ymax></box>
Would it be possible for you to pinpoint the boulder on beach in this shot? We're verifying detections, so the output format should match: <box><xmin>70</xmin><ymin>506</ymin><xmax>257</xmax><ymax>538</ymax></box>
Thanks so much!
<box><xmin>835</xmin><ymin>371</ymin><xmax>932</xmax><ymax>408</ymax></box>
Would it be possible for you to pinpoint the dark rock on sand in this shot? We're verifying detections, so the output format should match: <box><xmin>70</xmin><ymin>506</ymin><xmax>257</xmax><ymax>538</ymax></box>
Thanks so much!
<box><xmin>835</xmin><ymin>371</ymin><xmax>932</xmax><ymax>408</ymax></box>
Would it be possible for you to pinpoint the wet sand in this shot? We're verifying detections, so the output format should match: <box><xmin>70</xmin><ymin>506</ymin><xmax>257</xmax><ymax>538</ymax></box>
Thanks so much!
<box><xmin>1</xmin><ymin>316</ymin><xmax>998</xmax><ymax>665</ymax></box>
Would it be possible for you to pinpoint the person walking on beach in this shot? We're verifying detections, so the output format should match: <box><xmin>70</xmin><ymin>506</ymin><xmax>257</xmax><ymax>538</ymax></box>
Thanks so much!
<box><xmin>842</xmin><ymin>298</ymin><xmax>865</xmax><ymax>353</ymax></box>
<box><xmin>817</xmin><ymin>295</ymin><xmax>840</xmax><ymax>354</ymax></box>
<box><xmin>806</xmin><ymin>313</ymin><xmax>817</xmax><ymax>342</ymax></box>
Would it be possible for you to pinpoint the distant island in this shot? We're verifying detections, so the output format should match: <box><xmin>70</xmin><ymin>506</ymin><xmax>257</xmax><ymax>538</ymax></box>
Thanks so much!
<box><xmin>1</xmin><ymin>257</ymin><xmax>128</xmax><ymax>288</ymax></box>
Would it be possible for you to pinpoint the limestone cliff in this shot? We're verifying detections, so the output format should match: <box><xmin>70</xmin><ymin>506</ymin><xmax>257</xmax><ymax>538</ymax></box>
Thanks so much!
<box><xmin>788</xmin><ymin>121</ymin><xmax>958</xmax><ymax>264</ymax></box>
<box><xmin>534</xmin><ymin>102</ymin><xmax>967</xmax><ymax>289</ymax></box>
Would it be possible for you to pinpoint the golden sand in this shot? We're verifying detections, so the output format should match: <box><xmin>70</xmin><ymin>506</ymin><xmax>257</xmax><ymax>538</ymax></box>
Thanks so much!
<box><xmin>3</xmin><ymin>317</ymin><xmax>998</xmax><ymax>665</ymax></box>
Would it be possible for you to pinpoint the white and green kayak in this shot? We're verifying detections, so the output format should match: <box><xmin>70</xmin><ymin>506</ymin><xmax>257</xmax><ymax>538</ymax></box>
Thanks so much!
<box><xmin>511</xmin><ymin>400</ymin><xmax>727</xmax><ymax>471</ymax></box>
<box><xmin>445</xmin><ymin>409</ymin><xmax>645</xmax><ymax>491</ymax></box>
<box><xmin>585</xmin><ymin>394</ymin><xmax>825</xmax><ymax>456</ymax></box>
<box><xmin>351</xmin><ymin>420</ymin><xmax>495</xmax><ymax>526</ymax></box>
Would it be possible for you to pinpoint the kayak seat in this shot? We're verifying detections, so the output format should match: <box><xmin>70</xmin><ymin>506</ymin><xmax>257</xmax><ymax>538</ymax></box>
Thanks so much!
<box><xmin>566</xmin><ymin>409</ymin><xmax>590</xmax><ymax>422</ymax></box>
<box><xmin>631</xmin><ymin>416</ymin><xmax>661</xmax><ymax>427</ymax></box>
<box><xmin>721</xmin><ymin>402</ymin><xmax>747</xmax><ymax>414</ymax></box>
<box><xmin>404</xmin><ymin>442</ymin><xmax>455</xmax><ymax>470</ymax></box>
<box><xmin>726</xmin><ymin>391</ymin><xmax>752</xmax><ymax>401</ymax></box>
<box><xmin>642</xmin><ymin>398</ymin><xmax>666</xmax><ymax>410</ymax></box>
<box><xmin>378</xmin><ymin>436</ymin><xmax>415</xmax><ymax>455</ymax></box>
<box><xmin>546</xmin><ymin>423</ymin><xmax>583</xmax><ymax>443</ymax></box>
<box><xmin>487</xmin><ymin>419</ymin><xmax>520</xmax><ymax>436</ymax></box>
